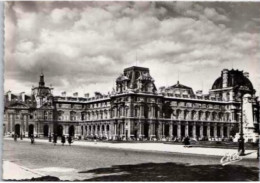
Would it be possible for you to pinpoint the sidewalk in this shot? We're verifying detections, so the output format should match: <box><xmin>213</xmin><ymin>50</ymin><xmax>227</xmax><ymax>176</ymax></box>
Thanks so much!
<box><xmin>4</xmin><ymin>137</ymin><xmax>258</xmax><ymax>159</ymax></box>
<box><xmin>2</xmin><ymin>160</ymin><xmax>44</xmax><ymax>180</ymax></box>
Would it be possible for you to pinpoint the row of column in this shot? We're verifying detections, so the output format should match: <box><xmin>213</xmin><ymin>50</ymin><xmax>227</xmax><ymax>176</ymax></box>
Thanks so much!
<box><xmin>81</xmin><ymin>121</ymin><xmax>232</xmax><ymax>140</ymax></box>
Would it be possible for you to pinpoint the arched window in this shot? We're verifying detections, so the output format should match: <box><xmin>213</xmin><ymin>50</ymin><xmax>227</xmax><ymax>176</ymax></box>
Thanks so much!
<box><xmin>198</xmin><ymin>111</ymin><xmax>203</xmax><ymax>120</ymax></box>
<box><xmin>125</xmin><ymin>107</ymin><xmax>129</xmax><ymax>117</ymax></box>
<box><xmin>176</xmin><ymin>109</ymin><xmax>182</xmax><ymax>120</ymax></box>
<box><xmin>120</xmin><ymin>106</ymin><xmax>124</xmax><ymax>117</ymax></box>
<box><xmin>44</xmin><ymin>111</ymin><xmax>48</xmax><ymax>120</ymax></box>
<box><xmin>184</xmin><ymin>110</ymin><xmax>189</xmax><ymax>120</ymax></box>
<box><xmin>58</xmin><ymin>111</ymin><xmax>64</xmax><ymax>121</ymax></box>
<box><xmin>70</xmin><ymin>111</ymin><xmax>76</xmax><ymax>121</ymax></box>
<box><xmin>81</xmin><ymin>112</ymin><xmax>85</xmax><ymax>120</ymax></box>
<box><xmin>205</xmin><ymin>111</ymin><xmax>210</xmax><ymax>121</ymax></box>
<box><xmin>212</xmin><ymin>112</ymin><xmax>216</xmax><ymax>121</ymax></box>
<box><xmin>135</xmin><ymin>106</ymin><xmax>139</xmax><ymax>117</ymax></box>
<box><xmin>191</xmin><ymin>111</ymin><xmax>196</xmax><ymax>120</ymax></box>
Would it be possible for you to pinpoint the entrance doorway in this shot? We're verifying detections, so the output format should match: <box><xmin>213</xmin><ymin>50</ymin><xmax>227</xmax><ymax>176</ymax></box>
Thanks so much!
<box><xmin>69</xmin><ymin>125</ymin><xmax>75</xmax><ymax>137</ymax></box>
<box><xmin>15</xmin><ymin>124</ymin><xmax>20</xmax><ymax>136</ymax></box>
<box><xmin>57</xmin><ymin>125</ymin><xmax>63</xmax><ymax>137</ymax></box>
<box><xmin>29</xmin><ymin>124</ymin><xmax>34</xmax><ymax>137</ymax></box>
<box><xmin>43</xmin><ymin>124</ymin><xmax>49</xmax><ymax>137</ymax></box>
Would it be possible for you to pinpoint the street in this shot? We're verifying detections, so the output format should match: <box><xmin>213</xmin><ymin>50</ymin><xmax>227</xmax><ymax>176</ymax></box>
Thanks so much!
<box><xmin>2</xmin><ymin>139</ymin><xmax>259</xmax><ymax>181</ymax></box>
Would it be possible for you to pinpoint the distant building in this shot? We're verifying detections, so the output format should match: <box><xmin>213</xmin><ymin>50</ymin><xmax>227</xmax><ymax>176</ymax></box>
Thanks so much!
<box><xmin>3</xmin><ymin>66</ymin><xmax>260</xmax><ymax>142</ymax></box>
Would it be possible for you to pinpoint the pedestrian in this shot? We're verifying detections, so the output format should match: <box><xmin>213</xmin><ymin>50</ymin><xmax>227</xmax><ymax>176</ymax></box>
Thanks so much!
<box><xmin>53</xmin><ymin>134</ymin><xmax>57</xmax><ymax>145</ymax></box>
<box><xmin>67</xmin><ymin>136</ymin><xmax>72</xmax><ymax>146</ymax></box>
<box><xmin>20</xmin><ymin>134</ymin><xmax>23</xmax><ymax>140</ymax></box>
<box><xmin>49</xmin><ymin>134</ymin><xmax>52</xmax><ymax>142</ymax></box>
<box><xmin>14</xmin><ymin>134</ymin><xmax>17</xmax><ymax>142</ymax></box>
<box><xmin>61</xmin><ymin>135</ymin><xmax>66</xmax><ymax>146</ymax></box>
<box><xmin>30</xmin><ymin>136</ymin><xmax>35</xmax><ymax>144</ymax></box>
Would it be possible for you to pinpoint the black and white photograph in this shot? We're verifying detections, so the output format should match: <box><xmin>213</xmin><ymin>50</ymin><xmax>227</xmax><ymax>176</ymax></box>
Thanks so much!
<box><xmin>2</xmin><ymin>1</ymin><xmax>260</xmax><ymax>181</ymax></box>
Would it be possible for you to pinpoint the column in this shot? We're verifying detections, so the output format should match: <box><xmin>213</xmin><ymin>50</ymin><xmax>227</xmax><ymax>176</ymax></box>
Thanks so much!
<box><xmin>214</xmin><ymin>123</ymin><xmax>217</xmax><ymax>138</ymax></box>
<box><xmin>49</xmin><ymin>123</ymin><xmax>53</xmax><ymax>135</ymax></box>
<box><xmin>7</xmin><ymin>114</ymin><xmax>11</xmax><ymax>133</ymax></box>
<box><xmin>12</xmin><ymin>114</ymin><xmax>15</xmax><ymax>132</ymax></box>
<box><xmin>199</xmin><ymin>123</ymin><xmax>203</xmax><ymax>138</ymax></box>
<box><xmin>127</xmin><ymin>121</ymin><xmax>131</xmax><ymax>139</ymax></box>
<box><xmin>139</xmin><ymin>122</ymin><xmax>143</xmax><ymax>138</ymax></box>
<box><xmin>220</xmin><ymin>124</ymin><xmax>224</xmax><ymax>138</ymax></box>
<box><xmin>114</xmin><ymin>123</ymin><xmax>117</xmax><ymax>137</ymax></box>
<box><xmin>104</xmin><ymin>124</ymin><xmax>107</xmax><ymax>137</ymax></box>
<box><xmin>162</xmin><ymin>123</ymin><xmax>165</xmax><ymax>138</ymax></box>
<box><xmin>169</xmin><ymin>122</ymin><xmax>173</xmax><ymax>139</ymax></box>
<box><xmin>25</xmin><ymin>115</ymin><xmax>29</xmax><ymax>135</ymax></box>
<box><xmin>227</xmin><ymin>124</ymin><xmax>230</xmax><ymax>138</ymax></box>
<box><xmin>207</xmin><ymin>123</ymin><xmax>210</xmax><ymax>138</ymax></box>
<box><xmin>110</xmin><ymin>123</ymin><xmax>114</xmax><ymax>139</ymax></box>
<box><xmin>185</xmin><ymin>122</ymin><xmax>189</xmax><ymax>137</ymax></box>
<box><xmin>192</xmin><ymin>122</ymin><xmax>196</xmax><ymax>138</ymax></box>
<box><xmin>158</xmin><ymin>122</ymin><xmax>162</xmax><ymax>139</ymax></box>
<box><xmin>177</xmin><ymin>122</ymin><xmax>181</xmax><ymax>138</ymax></box>
<box><xmin>148</xmin><ymin>122</ymin><xmax>153</xmax><ymax>139</ymax></box>
<box><xmin>83</xmin><ymin>125</ymin><xmax>86</xmax><ymax>137</ymax></box>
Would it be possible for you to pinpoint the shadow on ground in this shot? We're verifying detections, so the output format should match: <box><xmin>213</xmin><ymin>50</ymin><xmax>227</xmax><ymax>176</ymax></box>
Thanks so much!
<box><xmin>78</xmin><ymin>162</ymin><xmax>259</xmax><ymax>181</ymax></box>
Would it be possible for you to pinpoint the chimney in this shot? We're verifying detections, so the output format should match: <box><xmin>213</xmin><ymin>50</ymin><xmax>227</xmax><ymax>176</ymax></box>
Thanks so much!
<box><xmin>243</xmin><ymin>72</ymin><xmax>249</xmax><ymax>78</ymax></box>
<box><xmin>61</xmin><ymin>91</ymin><xmax>66</xmax><ymax>97</ymax></box>
<box><xmin>7</xmin><ymin>90</ymin><xmax>11</xmax><ymax>101</ymax></box>
<box><xmin>20</xmin><ymin>92</ymin><xmax>25</xmax><ymax>102</ymax></box>
<box><xmin>222</xmin><ymin>69</ymin><xmax>228</xmax><ymax>88</ymax></box>
<box><xmin>84</xmin><ymin>93</ymin><xmax>89</xmax><ymax>98</ymax></box>
<box><xmin>73</xmin><ymin>92</ymin><xmax>78</xmax><ymax>97</ymax></box>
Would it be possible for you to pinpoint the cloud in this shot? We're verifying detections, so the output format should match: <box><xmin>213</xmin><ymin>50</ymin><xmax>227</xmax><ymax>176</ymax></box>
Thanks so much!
<box><xmin>4</xmin><ymin>2</ymin><xmax>260</xmax><ymax>97</ymax></box>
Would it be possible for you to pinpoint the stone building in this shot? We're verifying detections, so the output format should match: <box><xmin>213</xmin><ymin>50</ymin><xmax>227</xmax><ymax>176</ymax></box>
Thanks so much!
<box><xmin>3</xmin><ymin>66</ymin><xmax>260</xmax><ymax>142</ymax></box>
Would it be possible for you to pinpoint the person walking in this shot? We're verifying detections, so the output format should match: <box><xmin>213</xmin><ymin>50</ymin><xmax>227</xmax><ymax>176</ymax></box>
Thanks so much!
<box><xmin>20</xmin><ymin>134</ymin><xmax>23</xmax><ymax>140</ymax></box>
<box><xmin>53</xmin><ymin>134</ymin><xmax>57</xmax><ymax>146</ymax></box>
<box><xmin>49</xmin><ymin>134</ymin><xmax>52</xmax><ymax>142</ymax></box>
<box><xmin>67</xmin><ymin>136</ymin><xmax>72</xmax><ymax>146</ymax></box>
<box><xmin>14</xmin><ymin>134</ymin><xmax>17</xmax><ymax>142</ymax></box>
<box><xmin>30</xmin><ymin>136</ymin><xmax>35</xmax><ymax>144</ymax></box>
<box><xmin>61</xmin><ymin>135</ymin><xmax>66</xmax><ymax>146</ymax></box>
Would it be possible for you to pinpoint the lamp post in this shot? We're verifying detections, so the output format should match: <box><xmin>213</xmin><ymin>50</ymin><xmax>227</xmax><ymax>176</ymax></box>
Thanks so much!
<box><xmin>238</xmin><ymin>93</ymin><xmax>245</xmax><ymax>156</ymax></box>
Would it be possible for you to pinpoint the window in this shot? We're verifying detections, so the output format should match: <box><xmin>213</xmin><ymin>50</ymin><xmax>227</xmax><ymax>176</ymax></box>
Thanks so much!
<box><xmin>70</xmin><ymin>111</ymin><xmax>76</xmax><ymax>121</ymax></box>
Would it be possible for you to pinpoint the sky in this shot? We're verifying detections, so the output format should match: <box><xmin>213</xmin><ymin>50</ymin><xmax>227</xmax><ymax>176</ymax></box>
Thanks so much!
<box><xmin>4</xmin><ymin>1</ymin><xmax>260</xmax><ymax>97</ymax></box>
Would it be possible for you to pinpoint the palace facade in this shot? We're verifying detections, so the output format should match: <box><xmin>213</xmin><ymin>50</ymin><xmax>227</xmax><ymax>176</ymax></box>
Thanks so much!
<box><xmin>3</xmin><ymin>66</ymin><xmax>260</xmax><ymax>142</ymax></box>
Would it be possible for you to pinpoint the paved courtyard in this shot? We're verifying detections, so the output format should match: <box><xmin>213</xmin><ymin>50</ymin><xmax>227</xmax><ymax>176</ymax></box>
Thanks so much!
<box><xmin>2</xmin><ymin>138</ymin><xmax>259</xmax><ymax>181</ymax></box>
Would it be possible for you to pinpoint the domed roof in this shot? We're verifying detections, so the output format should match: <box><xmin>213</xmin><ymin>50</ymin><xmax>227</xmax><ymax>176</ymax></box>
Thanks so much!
<box><xmin>212</xmin><ymin>69</ymin><xmax>254</xmax><ymax>91</ymax></box>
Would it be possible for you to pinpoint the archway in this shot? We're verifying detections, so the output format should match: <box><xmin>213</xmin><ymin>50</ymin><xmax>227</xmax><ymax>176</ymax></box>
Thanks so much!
<box><xmin>69</xmin><ymin>125</ymin><xmax>75</xmax><ymax>137</ymax></box>
<box><xmin>43</xmin><ymin>124</ymin><xmax>49</xmax><ymax>137</ymax></box>
<box><xmin>57</xmin><ymin>125</ymin><xmax>63</xmax><ymax>137</ymax></box>
<box><xmin>15</xmin><ymin>124</ymin><xmax>20</xmax><ymax>136</ymax></box>
<box><xmin>29</xmin><ymin>124</ymin><xmax>34</xmax><ymax>137</ymax></box>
